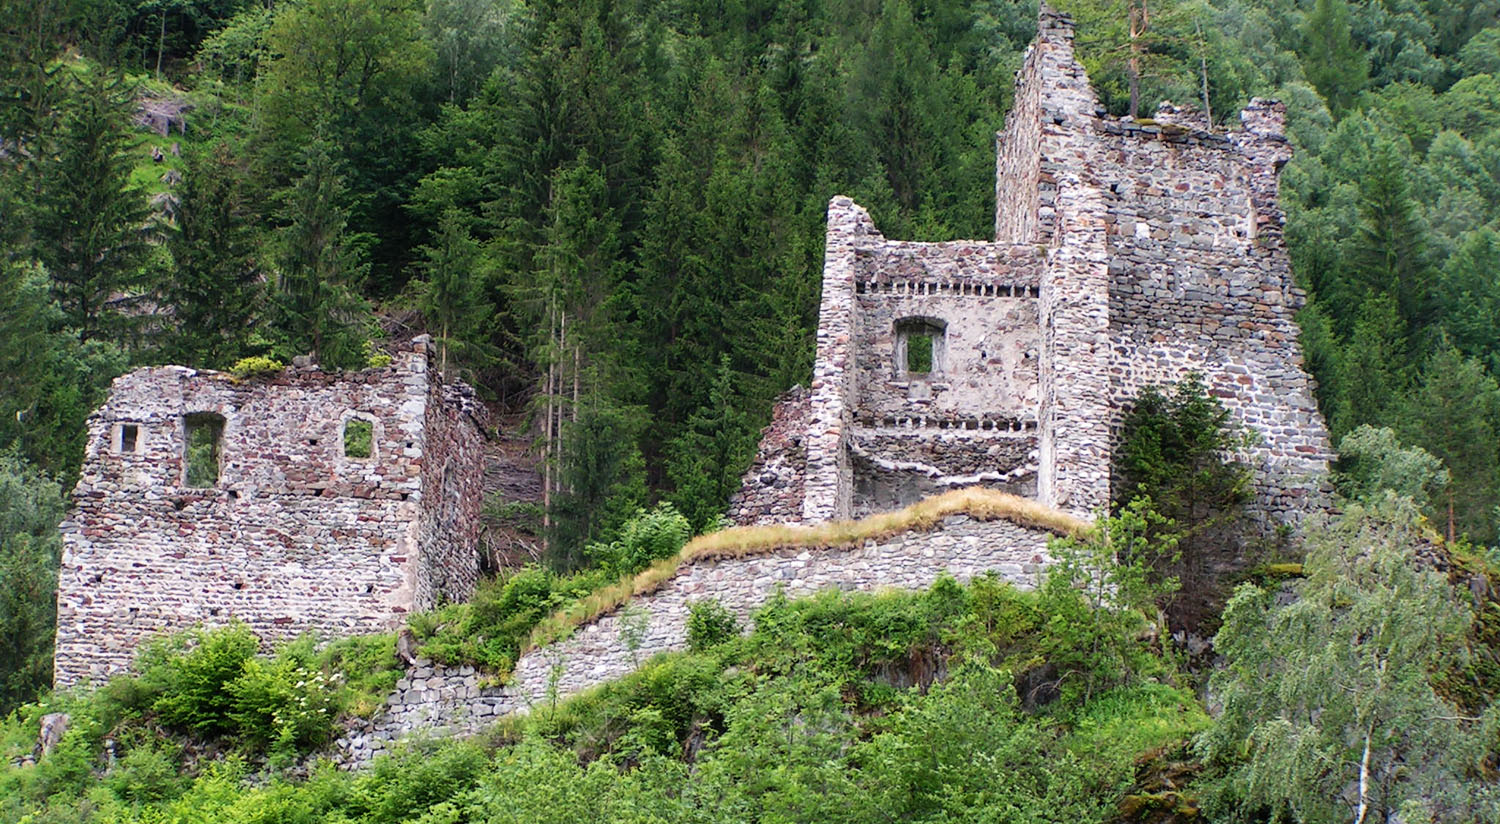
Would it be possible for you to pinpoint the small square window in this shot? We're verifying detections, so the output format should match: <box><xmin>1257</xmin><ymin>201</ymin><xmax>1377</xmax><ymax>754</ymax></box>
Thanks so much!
<box><xmin>895</xmin><ymin>318</ymin><xmax>946</xmax><ymax>377</ymax></box>
<box><xmin>344</xmin><ymin>418</ymin><xmax>373</xmax><ymax>459</ymax></box>
<box><xmin>119</xmin><ymin>424</ymin><xmax>139</xmax><ymax>453</ymax></box>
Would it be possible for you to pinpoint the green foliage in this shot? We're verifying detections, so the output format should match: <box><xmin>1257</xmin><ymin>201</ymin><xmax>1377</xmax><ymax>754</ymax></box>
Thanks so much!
<box><xmin>0</xmin><ymin>455</ymin><xmax>66</xmax><ymax>715</ymax></box>
<box><xmin>582</xmin><ymin>502</ymin><xmax>691</xmax><ymax>579</ymax></box>
<box><xmin>137</xmin><ymin>623</ymin><xmax>258</xmax><ymax>735</ymax></box>
<box><xmin>228</xmin><ymin>355</ymin><xmax>283</xmax><ymax>379</ymax></box>
<box><xmin>1201</xmin><ymin>497</ymin><xmax>1499</xmax><ymax>822</ymax></box>
<box><xmin>343</xmin><ymin>418</ymin><xmax>373</xmax><ymax>459</ymax></box>
<box><xmin>685</xmin><ymin>599</ymin><xmax>739</xmax><ymax>653</ymax></box>
<box><xmin>1039</xmin><ymin>499</ymin><xmax>1182</xmax><ymax>702</ymax></box>
<box><xmin>1334</xmin><ymin>425</ymin><xmax>1449</xmax><ymax>511</ymax></box>
<box><xmin>1115</xmin><ymin>375</ymin><xmax>1251</xmax><ymax>627</ymax></box>
<box><xmin>227</xmin><ymin>638</ymin><xmax>340</xmax><ymax>763</ymax></box>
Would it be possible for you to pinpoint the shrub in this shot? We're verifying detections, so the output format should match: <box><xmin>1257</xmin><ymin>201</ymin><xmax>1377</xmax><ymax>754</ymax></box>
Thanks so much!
<box><xmin>229</xmin><ymin>638</ymin><xmax>340</xmax><ymax>763</ymax></box>
<box><xmin>138</xmin><ymin>624</ymin><xmax>258</xmax><ymax>736</ymax></box>
<box><xmin>583</xmin><ymin>502</ymin><xmax>691</xmax><ymax>579</ymax></box>
<box><xmin>228</xmin><ymin>355</ymin><xmax>284</xmax><ymax>379</ymax></box>
<box><xmin>686</xmin><ymin>599</ymin><xmax>739</xmax><ymax>652</ymax></box>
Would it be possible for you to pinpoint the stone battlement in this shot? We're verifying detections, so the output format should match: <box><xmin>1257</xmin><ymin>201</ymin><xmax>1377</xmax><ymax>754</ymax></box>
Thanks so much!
<box><xmin>53</xmin><ymin>337</ymin><xmax>488</xmax><ymax>687</ymax></box>
<box><xmin>734</xmin><ymin>4</ymin><xmax>1331</xmax><ymax>532</ymax></box>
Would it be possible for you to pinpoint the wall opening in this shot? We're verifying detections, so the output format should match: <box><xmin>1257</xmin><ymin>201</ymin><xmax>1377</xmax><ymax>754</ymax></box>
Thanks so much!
<box><xmin>117</xmin><ymin>423</ymin><xmax>139</xmax><ymax>453</ymax></box>
<box><xmin>183</xmin><ymin>413</ymin><xmax>225</xmax><ymax>487</ymax></box>
<box><xmin>344</xmin><ymin>417</ymin><xmax>374</xmax><ymax>459</ymax></box>
<box><xmin>895</xmin><ymin>318</ymin><xmax>946</xmax><ymax>377</ymax></box>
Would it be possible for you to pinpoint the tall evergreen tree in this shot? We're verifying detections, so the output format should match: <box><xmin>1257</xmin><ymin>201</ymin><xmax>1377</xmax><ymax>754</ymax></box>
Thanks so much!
<box><xmin>34</xmin><ymin>71</ymin><xmax>155</xmax><ymax>344</ymax></box>
<box><xmin>1300</xmin><ymin>0</ymin><xmax>1368</xmax><ymax>113</ymax></box>
<box><xmin>271</xmin><ymin>140</ymin><xmax>372</xmax><ymax>370</ymax></box>
<box><xmin>416</xmin><ymin>207</ymin><xmax>493</xmax><ymax>378</ymax></box>
<box><xmin>1335</xmin><ymin>294</ymin><xmax>1411</xmax><ymax>437</ymax></box>
<box><xmin>1398</xmin><ymin>342</ymin><xmax>1500</xmax><ymax>544</ymax></box>
<box><xmin>1349</xmin><ymin>142</ymin><xmax>1435</xmax><ymax>337</ymax></box>
<box><xmin>162</xmin><ymin>141</ymin><xmax>264</xmax><ymax>368</ymax></box>
<box><xmin>666</xmin><ymin>355</ymin><xmax>754</xmax><ymax>532</ymax></box>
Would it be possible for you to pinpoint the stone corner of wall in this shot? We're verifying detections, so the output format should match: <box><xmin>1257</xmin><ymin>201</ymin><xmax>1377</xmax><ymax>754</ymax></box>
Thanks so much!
<box><xmin>826</xmin><ymin>196</ymin><xmax>881</xmax><ymax>240</ymax></box>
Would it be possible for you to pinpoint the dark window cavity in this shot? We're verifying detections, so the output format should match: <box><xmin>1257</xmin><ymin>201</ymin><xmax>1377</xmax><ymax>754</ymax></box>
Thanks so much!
<box><xmin>183</xmin><ymin>413</ymin><xmax>225</xmax><ymax>487</ymax></box>
<box><xmin>119</xmin><ymin>423</ymin><xmax>139</xmax><ymax>453</ymax></box>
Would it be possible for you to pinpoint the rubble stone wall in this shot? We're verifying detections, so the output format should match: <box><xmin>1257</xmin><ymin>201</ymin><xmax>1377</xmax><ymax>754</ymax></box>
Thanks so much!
<box><xmin>335</xmin><ymin>514</ymin><xmax>1059</xmax><ymax>767</ymax></box>
<box><xmin>54</xmin><ymin>340</ymin><xmax>486</xmax><ymax>687</ymax></box>
<box><xmin>728</xmin><ymin>387</ymin><xmax>811</xmax><ymax>526</ymax></box>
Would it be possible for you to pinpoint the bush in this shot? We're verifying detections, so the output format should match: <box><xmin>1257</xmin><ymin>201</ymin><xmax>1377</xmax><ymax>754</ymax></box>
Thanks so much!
<box><xmin>228</xmin><ymin>355</ymin><xmax>284</xmax><ymax>379</ymax></box>
<box><xmin>583</xmin><ymin>502</ymin><xmax>691</xmax><ymax>579</ymax></box>
<box><xmin>229</xmin><ymin>638</ymin><xmax>340</xmax><ymax>763</ymax></box>
<box><xmin>138</xmin><ymin>624</ymin><xmax>258</xmax><ymax>736</ymax></box>
<box><xmin>686</xmin><ymin>599</ymin><xmax>739</xmax><ymax>652</ymax></box>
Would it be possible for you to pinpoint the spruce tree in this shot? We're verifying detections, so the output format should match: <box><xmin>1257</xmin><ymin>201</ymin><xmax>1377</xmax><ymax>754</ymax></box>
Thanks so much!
<box><xmin>271</xmin><ymin>139</ymin><xmax>372</xmax><ymax>370</ymax></box>
<box><xmin>162</xmin><ymin>142</ymin><xmax>264</xmax><ymax>368</ymax></box>
<box><xmin>1398</xmin><ymin>343</ymin><xmax>1500</xmax><ymax>544</ymax></box>
<box><xmin>1300</xmin><ymin>0</ymin><xmax>1368</xmax><ymax>113</ymax></box>
<box><xmin>34</xmin><ymin>71</ymin><xmax>155</xmax><ymax>345</ymax></box>
<box><xmin>667</xmin><ymin>355</ymin><xmax>754</xmax><ymax>532</ymax></box>
<box><xmin>1335</xmin><ymin>294</ymin><xmax>1411</xmax><ymax>437</ymax></box>
<box><xmin>416</xmin><ymin>207</ymin><xmax>493</xmax><ymax>377</ymax></box>
<box><xmin>1350</xmin><ymin>141</ymin><xmax>1435</xmax><ymax>337</ymax></box>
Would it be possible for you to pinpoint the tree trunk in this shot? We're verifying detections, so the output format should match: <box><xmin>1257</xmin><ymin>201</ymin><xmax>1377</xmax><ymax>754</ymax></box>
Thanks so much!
<box><xmin>156</xmin><ymin>9</ymin><xmax>166</xmax><ymax>81</ymax></box>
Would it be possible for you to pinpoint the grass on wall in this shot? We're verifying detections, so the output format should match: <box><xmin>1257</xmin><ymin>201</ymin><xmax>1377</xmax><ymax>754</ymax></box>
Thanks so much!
<box><xmin>524</xmin><ymin>488</ymin><xmax>1092</xmax><ymax>651</ymax></box>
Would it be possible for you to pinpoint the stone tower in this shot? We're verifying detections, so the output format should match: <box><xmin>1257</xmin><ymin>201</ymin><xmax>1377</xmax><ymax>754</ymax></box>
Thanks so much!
<box><xmin>53</xmin><ymin>337</ymin><xmax>488</xmax><ymax>687</ymax></box>
<box><xmin>730</xmin><ymin>5</ymin><xmax>1331</xmax><ymax>527</ymax></box>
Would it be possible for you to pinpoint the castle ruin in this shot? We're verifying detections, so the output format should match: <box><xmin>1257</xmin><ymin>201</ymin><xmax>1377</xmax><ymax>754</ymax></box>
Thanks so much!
<box><xmin>731</xmin><ymin>6</ymin><xmax>1332</xmax><ymax>527</ymax></box>
<box><xmin>53</xmin><ymin>337</ymin><xmax>487</xmax><ymax>687</ymax></box>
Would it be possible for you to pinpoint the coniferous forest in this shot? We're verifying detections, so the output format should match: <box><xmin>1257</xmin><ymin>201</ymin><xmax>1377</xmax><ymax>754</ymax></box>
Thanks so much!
<box><xmin>2</xmin><ymin>0</ymin><xmax>1500</xmax><ymax>821</ymax></box>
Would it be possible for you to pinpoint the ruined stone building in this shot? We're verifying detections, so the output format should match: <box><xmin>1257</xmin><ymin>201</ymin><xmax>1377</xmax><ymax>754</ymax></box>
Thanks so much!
<box><xmin>54</xmin><ymin>337</ymin><xmax>487</xmax><ymax>686</ymax></box>
<box><xmin>731</xmin><ymin>6</ymin><xmax>1332</xmax><ymax>527</ymax></box>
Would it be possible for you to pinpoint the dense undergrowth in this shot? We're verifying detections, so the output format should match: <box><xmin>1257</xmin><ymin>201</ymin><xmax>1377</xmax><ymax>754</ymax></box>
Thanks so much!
<box><xmin>4</xmin><ymin>482</ymin><xmax>1498</xmax><ymax>823</ymax></box>
<box><xmin>3</xmin><ymin>521</ymin><xmax>1208</xmax><ymax>824</ymax></box>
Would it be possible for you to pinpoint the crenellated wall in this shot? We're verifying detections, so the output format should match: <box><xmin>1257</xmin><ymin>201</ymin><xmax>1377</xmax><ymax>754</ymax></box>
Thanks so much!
<box><xmin>53</xmin><ymin>338</ymin><xmax>488</xmax><ymax>687</ymax></box>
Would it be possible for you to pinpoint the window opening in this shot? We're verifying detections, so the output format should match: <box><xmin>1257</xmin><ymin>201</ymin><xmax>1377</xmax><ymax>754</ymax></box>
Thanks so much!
<box><xmin>119</xmin><ymin>424</ymin><xmax>139</xmax><ymax>453</ymax></box>
<box><xmin>183</xmin><ymin>413</ymin><xmax>225</xmax><ymax>487</ymax></box>
<box><xmin>895</xmin><ymin>318</ymin><xmax>946</xmax><ymax>377</ymax></box>
<box><xmin>344</xmin><ymin>418</ymin><xmax>374</xmax><ymax>459</ymax></box>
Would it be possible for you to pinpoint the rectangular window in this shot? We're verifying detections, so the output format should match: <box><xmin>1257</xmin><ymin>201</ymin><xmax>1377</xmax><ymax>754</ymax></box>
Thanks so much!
<box><xmin>184</xmin><ymin>413</ymin><xmax>225</xmax><ymax>487</ymax></box>
<box><xmin>119</xmin><ymin>424</ymin><xmax>138</xmax><ymax>453</ymax></box>
<box><xmin>344</xmin><ymin>418</ymin><xmax>373</xmax><ymax>459</ymax></box>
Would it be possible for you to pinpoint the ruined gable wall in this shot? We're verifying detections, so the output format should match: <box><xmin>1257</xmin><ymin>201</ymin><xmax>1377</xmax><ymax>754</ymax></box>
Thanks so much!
<box><xmin>1100</xmin><ymin>104</ymin><xmax>1333</xmax><ymax>523</ymax></box>
<box><xmin>847</xmin><ymin>240</ymin><xmax>1044</xmax><ymax>516</ymax></box>
<box><xmin>728</xmin><ymin>386</ymin><xmax>810</xmax><ymax>526</ymax></box>
<box><xmin>800</xmin><ymin>197</ymin><xmax>875</xmax><ymax>522</ymax></box>
<box><xmin>54</xmin><ymin>343</ymin><xmax>484</xmax><ymax>686</ymax></box>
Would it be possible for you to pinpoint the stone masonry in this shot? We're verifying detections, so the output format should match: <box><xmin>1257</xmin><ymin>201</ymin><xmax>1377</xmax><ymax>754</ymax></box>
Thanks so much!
<box><xmin>53</xmin><ymin>337</ymin><xmax>488</xmax><ymax>686</ymax></box>
<box><xmin>734</xmin><ymin>4</ymin><xmax>1332</xmax><ymax>527</ymax></box>
<box><xmin>334</xmin><ymin>513</ymin><xmax>1059</xmax><ymax>767</ymax></box>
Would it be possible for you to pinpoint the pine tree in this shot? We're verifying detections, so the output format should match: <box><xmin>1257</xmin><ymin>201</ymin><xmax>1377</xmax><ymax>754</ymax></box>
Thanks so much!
<box><xmin>1350</xmin><ymin>142</ymin><xmax>1435</xmax><ymax>337</ymax></box>
<box><xmin>1398</xmin><ymin>343</ymin><xmax>1500</xmax><ymax>544</ymax></box>
<box><xmin>271</xmin><ymin>139</ymin><xmax>373</xmax><ymax>370</ymax></box>
<box><xmin>34</xmin><ymin>71</ymin><xmax>155</xmax><ymax>345</ymax></box>
<box><xmin>162</xmin><ymin>142</ymin><xmax>264</xmax><ymax>368</ymax></box>
<box><xmin>666</xmin><ymin>355</ymin><xmax>754</xmax><ymax>532</ymax></box>
<box><xmin>416</xmin><ymin>207</ymin><xmax>493</xmax><ymax>378</ymax></box>
<box><xmin>1300</xmin><ymin>0</ymin><xmax>1368</xmax><ymax>113</ymax></box>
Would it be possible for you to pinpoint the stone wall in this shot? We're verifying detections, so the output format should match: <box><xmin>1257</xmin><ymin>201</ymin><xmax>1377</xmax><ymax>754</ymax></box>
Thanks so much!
<box><xmin>54</xmin><ymin>339</ymin><xmax>487</xmax><ymax>687</ymax></box>
<box><xmin>335</xmin><ymin>514</ymin><xmax>1060</xmax><ymax>767</ymax></box>
<box><xmin>728</xmin><ymin>387</ymin><xmax>810</xmax><ymax>526</ymax></box>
